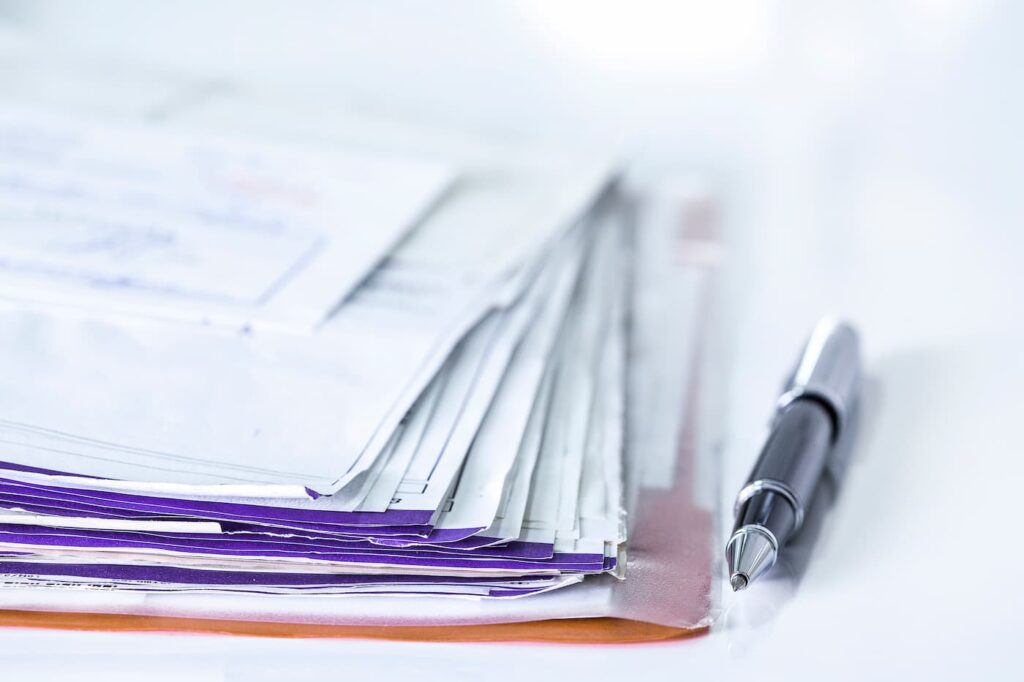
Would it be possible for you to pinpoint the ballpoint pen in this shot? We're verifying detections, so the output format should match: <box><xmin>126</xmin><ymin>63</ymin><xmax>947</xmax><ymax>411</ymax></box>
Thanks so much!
<box><xmin>726</xmin><ymin>318</ymin><xmax>861</xmax><ymax>591</ymax></box>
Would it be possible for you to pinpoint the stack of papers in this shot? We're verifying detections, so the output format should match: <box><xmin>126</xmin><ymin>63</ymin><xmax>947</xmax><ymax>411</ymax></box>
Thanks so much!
<box><xmin>0</xmin><ymin>107</ymin><xmax>629</xmax><ymax>600</ymax></box>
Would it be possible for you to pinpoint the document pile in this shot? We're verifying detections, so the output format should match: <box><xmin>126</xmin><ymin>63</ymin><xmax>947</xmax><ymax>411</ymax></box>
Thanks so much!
<box><xmin>0</xmin><ymin>108</ymin><xmax>629</xmax><ymax>599</ymax></box>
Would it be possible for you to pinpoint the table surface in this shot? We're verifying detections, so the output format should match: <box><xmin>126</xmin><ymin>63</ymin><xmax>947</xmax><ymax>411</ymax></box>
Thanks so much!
<box><xmin>0</xmin><ymin>2</ymin><xmax>1021</xmax><ymax>679</ymax></box>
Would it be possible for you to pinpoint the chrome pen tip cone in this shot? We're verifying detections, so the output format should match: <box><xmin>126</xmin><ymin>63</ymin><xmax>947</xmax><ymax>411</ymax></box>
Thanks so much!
<box><xmin>725</xmin><ymin>526</ymin><xmax>778</xmax><ymax>590</ymax></box>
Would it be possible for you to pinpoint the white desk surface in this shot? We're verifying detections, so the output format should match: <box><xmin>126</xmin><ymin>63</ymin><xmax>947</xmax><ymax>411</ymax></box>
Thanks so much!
<box><xmin>0</xmin><ymin>2</ymin><xmax>1021</xmax><ymax>679</ymax></box>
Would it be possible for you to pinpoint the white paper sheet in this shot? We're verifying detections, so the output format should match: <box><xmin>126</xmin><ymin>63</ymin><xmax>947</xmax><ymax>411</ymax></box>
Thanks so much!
<box><xmin>0</xmin><ymin>106</ymin><xmax>452</xmax><ymax>332</ymax></box>
<box><xmin>0</xmin><ymin>152</ymin><xmax>611</xmax><ymax>495</ymax></box>
<box><xmin>432</xmin><ymin>228</ymin><xmax>587</xmax><ymax>533</ymax></box>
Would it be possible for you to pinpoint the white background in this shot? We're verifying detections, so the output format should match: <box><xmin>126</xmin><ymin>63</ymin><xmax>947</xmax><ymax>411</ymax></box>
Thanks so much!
<box><xmin>0</xmin><ymin>1</ymin><xmax>1021</xmax><ymax>679</ymax></box>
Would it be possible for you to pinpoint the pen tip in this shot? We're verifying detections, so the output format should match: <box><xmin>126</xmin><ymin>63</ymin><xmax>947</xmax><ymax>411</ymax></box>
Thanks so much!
<box><xmin>730</xmin><ymin>573</ymin><xmax>748</xmax><ymax>592</ymax></box>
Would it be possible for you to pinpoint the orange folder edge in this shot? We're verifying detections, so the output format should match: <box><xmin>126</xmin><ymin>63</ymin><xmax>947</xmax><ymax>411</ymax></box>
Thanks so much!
<box><xmin>0</xmin><ymin>610</ymin><xmax>707</xmax><ymax>644</ymax></box>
